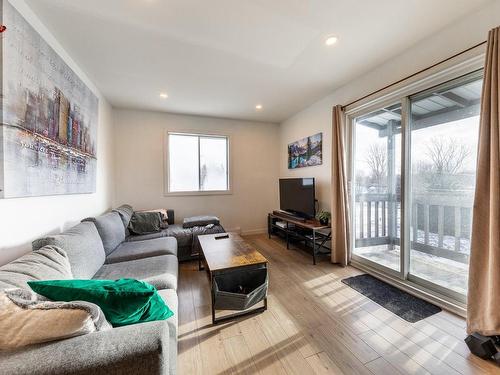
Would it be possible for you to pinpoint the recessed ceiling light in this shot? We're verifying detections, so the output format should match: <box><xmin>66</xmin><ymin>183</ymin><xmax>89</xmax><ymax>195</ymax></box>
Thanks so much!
<box><xmin>255</xmin><ymin>104</ymin><xmax>263</xmax><ymax>110</ymax></box>
<box><xmin>159</xmin><ymin>93</ymin><xmax>168</xmax><ymax>99</ymax></box>
<box><xmin>325</xmin><ymin>36</ymin><xmax>338</xmax><ymax>46</ymax></box>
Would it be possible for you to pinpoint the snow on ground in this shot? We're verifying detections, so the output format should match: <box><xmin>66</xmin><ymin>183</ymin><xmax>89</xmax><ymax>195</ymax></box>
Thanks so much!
<box><xmin>355</xmin><ymin>245</ymin><xmax>468</xmax><ymax>294</ymax></box>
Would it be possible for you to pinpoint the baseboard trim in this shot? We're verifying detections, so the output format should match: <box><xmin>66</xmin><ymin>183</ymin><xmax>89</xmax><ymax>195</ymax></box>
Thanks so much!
<box><xmin>240</xmin><ymin>228</ymin><xmax>268</xmax><ymax>236</ymax></box>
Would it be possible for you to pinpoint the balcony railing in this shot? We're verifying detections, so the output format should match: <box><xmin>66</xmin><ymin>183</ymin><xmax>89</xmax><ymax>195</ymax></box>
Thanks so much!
<box><xmin>355</xmin><ymin>192</ymin><xmax>472</xmax><ymax>264</ymax></box>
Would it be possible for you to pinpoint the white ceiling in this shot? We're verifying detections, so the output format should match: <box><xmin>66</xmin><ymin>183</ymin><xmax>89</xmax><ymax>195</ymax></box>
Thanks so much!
<box><xmin>26</xmin><ymin>0</ymin><xmax>491</xmax><ymax>123</ymax></box>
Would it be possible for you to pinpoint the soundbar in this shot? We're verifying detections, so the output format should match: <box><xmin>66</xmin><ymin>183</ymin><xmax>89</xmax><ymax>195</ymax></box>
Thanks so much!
<box><xmin>272</xmin><ymin>210</ymin><xmax>306</xmax><ymax>222</ymax></box>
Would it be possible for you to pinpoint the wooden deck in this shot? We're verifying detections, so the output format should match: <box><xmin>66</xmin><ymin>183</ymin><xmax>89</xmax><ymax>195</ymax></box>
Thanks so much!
<box><xmin>177</xmin><ymin>234</ymin><xmax>500</xmax><ymax>375</ymax></box>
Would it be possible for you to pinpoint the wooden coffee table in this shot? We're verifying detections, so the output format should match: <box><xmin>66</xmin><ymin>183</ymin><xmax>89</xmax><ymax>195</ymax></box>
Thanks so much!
<box><xmin>198</xmin><ymin>233</ymin><xmax>268</xmax><ymax>324</ymax></box>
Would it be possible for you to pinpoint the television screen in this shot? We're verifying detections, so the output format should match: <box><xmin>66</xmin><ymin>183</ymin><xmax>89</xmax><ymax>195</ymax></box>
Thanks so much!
<box><xmin>279</xmin><ymin>178</ymin><xmax>315</xmax><ymax>218</ymax></box>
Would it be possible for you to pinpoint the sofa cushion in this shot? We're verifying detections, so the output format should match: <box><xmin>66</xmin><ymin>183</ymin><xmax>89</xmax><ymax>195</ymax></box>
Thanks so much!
<box><xmin>32</xmin><ymin>222</ymin><xmax>106</xmax><ymax>279</ymax></box>
<box><xmin>126</xmin><ymin>230</ymin><xmax>168</xmax><ymax>242</ymax></box>
<box><xmin>0</xmin><ymin>319</ymin><xmax>173</xmax><ymax>375</ymax></box>
<box><xmin>93</xmin><ymin>255</ymin><xmax>178</xmax><ymax>291</ymax></box>
<box><xmin>158</xmin><ymin>288</ymin><xmax>178</xmax><ymax>373</ymax></box>
<box><xmin>126</xmin><ymin>224</ymin><xmax>225</xmax><ymax>261</ymax></box>
<box><xmin>183</xmin><ymin>215</ymin><xmax>220</xmax><ymax>228</ymax></box>
<box><xmin>165</xmin><ymin>224</ymin><xmax>193</xmax><ymax>248</ymax></box>
<box><xmin>83</xmin><ymin>212</ymin><xmax>125</xmax><ymax>255</ymax></box>
<box><xmin>158</xmin><ymin>289</ymin><xmax>178</xmax><ymax>330</ymax></box>
<box><xmin>0</xmin><ymin>246</ymin><xmax>72</xmax><ymax>291</ymax></box>
<box><xmin>106</xmin><ymin>237</ymin><xmax>178</xmax><ymax>264</ymax></box>
<box><xmin>113</xmin><ymin>204</ymin><xmax>134</xmax><ymax>236</ymax></box>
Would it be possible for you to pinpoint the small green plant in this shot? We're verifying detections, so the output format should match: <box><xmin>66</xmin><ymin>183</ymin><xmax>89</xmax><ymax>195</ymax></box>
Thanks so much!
<box><xmin>316</xmin><ymin>210</ymin><xmax>331</xmax><ymax>224</ymax></box>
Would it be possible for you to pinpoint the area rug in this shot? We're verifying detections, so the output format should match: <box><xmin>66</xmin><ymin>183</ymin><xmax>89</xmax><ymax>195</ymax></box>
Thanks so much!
<box><xmin>341</xmin><ymin>274</ymin><xmax>441</xmax><ymax>323</ymax></box>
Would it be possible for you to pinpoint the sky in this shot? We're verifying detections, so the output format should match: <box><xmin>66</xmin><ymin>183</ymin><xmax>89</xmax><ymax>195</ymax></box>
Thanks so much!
<box><xmin>354</xmin><ymin>114</ymin><xmax>480</xmax><ymax>176</ymax></box>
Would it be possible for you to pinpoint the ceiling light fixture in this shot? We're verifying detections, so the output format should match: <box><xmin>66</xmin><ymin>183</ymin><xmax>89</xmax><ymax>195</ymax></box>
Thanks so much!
<box><xmin>325</xmin><ymin>36</ymin><xmax>338</xmax><ymax>46</ymax></box>
<box><xmin>159</xmin><ymin>93</ymin><xmax>168</xmax><ymax>99</ymax></box>
<box><xmin>255</xmin><ymin>104</ymin><xmax>263</xmax><ymax>110</ymax></box>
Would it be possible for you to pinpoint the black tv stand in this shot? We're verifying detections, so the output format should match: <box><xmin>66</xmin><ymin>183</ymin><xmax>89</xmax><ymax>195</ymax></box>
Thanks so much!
<box><xmin>268</xmin><ymin>212</ymin><xmax>331</xmax><ymax>265</ymax></box>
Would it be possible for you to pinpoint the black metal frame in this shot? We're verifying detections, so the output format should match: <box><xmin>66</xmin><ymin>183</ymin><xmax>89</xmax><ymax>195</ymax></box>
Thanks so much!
<box><xmin>268</xmin><ymin>213</ymin><xmax>332</xmax><ymax>265</ymax></box>
<box><xmin>199</xmin><ymin>250</ymin><xmax>268</xmax><ymax>325</ymax></box>
<box><xmin>210</xmin><ymin>269</ymin><xmax>268</xmax><ymax>324</ymax></box>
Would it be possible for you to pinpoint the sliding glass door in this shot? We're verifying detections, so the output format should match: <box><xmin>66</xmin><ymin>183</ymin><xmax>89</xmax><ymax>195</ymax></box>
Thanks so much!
<box><xmin>408</xmin><ymin>73</ymin><xmax>482</xmax><ymax>297</ymax></box>
<box><xmin>350</xmin><ymin>70</ymin><xmax>482</xmax><ymax>302</ymax></box>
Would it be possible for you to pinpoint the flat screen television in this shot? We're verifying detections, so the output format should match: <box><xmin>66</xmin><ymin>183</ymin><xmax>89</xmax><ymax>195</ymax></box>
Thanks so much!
<box><xmin>279</xmin><ymin>178</ymin><xmax>315</xmax><ymax>219</ymax></box>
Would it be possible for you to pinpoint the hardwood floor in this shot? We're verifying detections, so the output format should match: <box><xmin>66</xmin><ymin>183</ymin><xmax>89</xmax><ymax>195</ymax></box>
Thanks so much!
<box><xmin>177</xmin><ymin>234</ymin><xmax>500</xmax><ymax>375</ymax></box>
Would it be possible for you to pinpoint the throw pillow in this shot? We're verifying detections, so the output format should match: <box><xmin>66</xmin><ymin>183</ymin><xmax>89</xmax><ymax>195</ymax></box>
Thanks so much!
<box><xmin>0</xmin><ymin>288</ymin><xmax>111</xmax><ymax>350</ymax></box>
<box><xmin>128</xmin><ymin>212</ymin><xmax>163</xmax><ymax>235</ymax></box>
<box><xmin>139</xmin><ymin>208</ymin><xmax>168</xmax><ymax>222</ymax></box>
<box><xmin>0</xmin><ymin>245</ymin><xmax>73</xmax><ymax>291</ymax></box>
<box><xmin>28</xmin><ymin>278</ymin><xmax>173</xmax><ymax>327</ymax></box>
<box><xmin>31</xmin><ymin>224</ymin><xmax>106</xmax><ymax>279</ymax></box>
<box><xmin>113</xmin><ymin>204</ymin><xmax>134</xmax><ymax>236</ymax></box>
<box><xmin>82</xmin><ymin>213</ymin><xmax>125</xmax><ymax>255</ymax></box>
<box><xmin>139</xmin><ymin>209</ymin><xmax>169</xmax><ymax>228</ymax></box>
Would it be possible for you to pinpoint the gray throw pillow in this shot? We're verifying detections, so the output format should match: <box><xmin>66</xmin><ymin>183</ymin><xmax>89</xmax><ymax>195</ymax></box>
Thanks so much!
<box><xmin>128</xmin><ymin>212</ymin><xmax>162</xmax><ymax>235</ymax></box>
<box><xmin>0</xmin><ymin>246</ymin><xmax>72</xmax><ymax>291</ymax></box>
<box><xmin>113</xmin><ymin>205</ymin><xmax>134</xmax><ymax>236</ymax></box>
<box><xmin>32</xmin><ymin>222</ymin><xmax>106</xmax><ymax>279</ymax></box>
<box><xmin>83</xmin><ymin>213</ymin><xmax>125</xmax><ymax>255</ymax></box>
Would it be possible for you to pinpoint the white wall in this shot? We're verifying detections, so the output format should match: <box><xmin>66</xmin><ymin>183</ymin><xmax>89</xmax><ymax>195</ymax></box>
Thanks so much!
<box><xmin>279</xmin><ymin>1</ymin><xmax>500</xmax><ymax>212</ymax></box>
<box><xmin>0</xmin><ymin>1</ymin><xmax>115</xmax><ymax>265</ymax></box>
<box><xmin>113</xmin><ymin>109</ymin><xmax>279</xmax><ymax>234</ymax></box>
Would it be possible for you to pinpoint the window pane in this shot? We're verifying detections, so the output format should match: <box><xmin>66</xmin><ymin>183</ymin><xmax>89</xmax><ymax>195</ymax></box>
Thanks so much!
<box><xmin>353</xmin><ymin>104</ymin><xmax>402</xmax><ymax>272</ymax></box>
<box><xmin>169</xmin><ymin>134</ymin><xmax>199</xmax><ymax>192</ymax></box>
<box><xmin>409</xmin><ymin>74</ymin><xmax>482</xmax><ymax>295</ymax></box>
<box><xmin>200</xmin><ymin>137</ymin><xmax>228</xmax><ymax>191</ymax></box>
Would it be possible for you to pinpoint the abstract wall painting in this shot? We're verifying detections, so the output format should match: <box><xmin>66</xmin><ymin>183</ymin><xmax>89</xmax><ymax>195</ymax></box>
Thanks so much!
<box><xmin>288</xmin><ymin>133</ymin><xmax>323</xmax><ymax>169</ymax></box>
<box><xmin>0</xmin><ymin>0</ymin><xmax>99</xmax><ymax>198</ymax></box>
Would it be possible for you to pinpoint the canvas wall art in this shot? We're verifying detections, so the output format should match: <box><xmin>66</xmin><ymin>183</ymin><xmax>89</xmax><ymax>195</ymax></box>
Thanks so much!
<box><xmin>288</xmin><ymin>133</ymin><xmax>323</xmax><ymax>169</ymax></box>
<box><xmin>0</xmin><ymin>0</ymin><xmax>99</xmax><ymax>198</ymax></box>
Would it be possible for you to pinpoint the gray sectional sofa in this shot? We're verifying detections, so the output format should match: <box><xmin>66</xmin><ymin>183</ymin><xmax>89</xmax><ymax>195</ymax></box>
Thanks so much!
<box><xmin>113</xmin><ymin>205</ymin><xmax>225</xmax><ymax>262</ymax></box>
<box><xmin>0</xmin><ymin>209</ymin><xmax>180</xmax><ymax>375</ymax></box>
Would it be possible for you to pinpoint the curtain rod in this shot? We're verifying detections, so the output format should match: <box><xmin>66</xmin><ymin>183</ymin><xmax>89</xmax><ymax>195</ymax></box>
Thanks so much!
<box><xmin>341</xmin><ymin>40</ymin><xmax>487</xmax><ymax>110</ymax></box>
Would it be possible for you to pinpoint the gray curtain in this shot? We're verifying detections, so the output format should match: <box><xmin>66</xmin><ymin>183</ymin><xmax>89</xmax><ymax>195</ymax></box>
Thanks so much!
<box><xmin>467</xmin><ymin>26</ymin><xmax>500</xmax><ymax>336</ymax></box>
<box><xmin>331</xmin><ymin>105</ymin><xmax>351</xmax><ymax>266</ymax></box>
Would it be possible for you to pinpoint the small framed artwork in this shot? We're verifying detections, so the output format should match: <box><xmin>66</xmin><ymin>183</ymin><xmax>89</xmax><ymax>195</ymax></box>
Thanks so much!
<box><xmin>288</xmin><ymin>132</ymin><xmax>322</xmax><ymax>169</ymax></box>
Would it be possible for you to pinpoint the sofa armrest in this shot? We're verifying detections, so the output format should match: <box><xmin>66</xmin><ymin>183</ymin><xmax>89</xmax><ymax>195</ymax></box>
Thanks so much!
<box><xmin>167</xmin><ymin>209</ymin><xmax>175</xmax><ymax>225</ymax></box>
<box><xmin>0</xmin><ymin>321</ymin><xmax>171</xmax><ymax>375</ymax></box>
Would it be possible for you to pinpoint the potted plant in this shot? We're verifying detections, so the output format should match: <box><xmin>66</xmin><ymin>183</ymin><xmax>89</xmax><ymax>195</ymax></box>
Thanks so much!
<box><xmin>317</xmin><ymin>210</ymin><xmax>331</xmax><ymax>226</ymax></box>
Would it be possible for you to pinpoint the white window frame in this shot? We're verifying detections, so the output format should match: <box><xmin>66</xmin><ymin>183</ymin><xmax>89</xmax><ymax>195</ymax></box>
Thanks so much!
<box><xmin>345</xmin><ymin>52</ymin><xmax>485</xmax><ymax>316</ymax></box>
<box><xmin>164</xmin><ymin>131</ymin><xmax>232</xmax><ymax>196</ymax></box>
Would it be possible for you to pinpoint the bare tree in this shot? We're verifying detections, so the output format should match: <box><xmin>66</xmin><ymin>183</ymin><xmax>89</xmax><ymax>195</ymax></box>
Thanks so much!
<box><xmin>426</xmin><ymin>137</ymin><xmax>471</xmax><ymax>175</ymax></box>
<box><xmin>365</xmin><ymin>144</ymin><xmax>387</xmax><ymax>188</ymax></box>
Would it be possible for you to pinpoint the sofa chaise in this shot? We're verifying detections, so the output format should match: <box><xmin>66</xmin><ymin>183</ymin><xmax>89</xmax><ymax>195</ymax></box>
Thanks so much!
<box><xmin>113</xmin><ymin>205</ymin><xmax>225</xmax><ymax>262</ymax></box>
<box><xmin>0</xmin><ymin>210</ymin><xmax>179</xmax><ymax>375</ymax></box>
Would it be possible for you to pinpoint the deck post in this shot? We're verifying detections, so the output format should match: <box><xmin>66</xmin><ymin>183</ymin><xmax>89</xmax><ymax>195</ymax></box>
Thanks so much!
<box><xmin>412</xmin><ymin>202</ymin><xmax>418</xmax><ymax>244</ymax></box>
<box><xmin>438</xmin><ymin>206</ymin><xmax>444</xmax><ymax>248</ymax></box>
<box><xmin>424</xmin><ymin>204</ymin><xmax>430</xmax><ymax>245</ymax></box>
<box><xmin>386</xmin><ymin>119</ymin><xmax>397</xmax><ymax>250</ymax></box>
<box><xmin>454</xmin><ymin>207</ymin><xmax>461</xmax><ymax>251</ymax></box>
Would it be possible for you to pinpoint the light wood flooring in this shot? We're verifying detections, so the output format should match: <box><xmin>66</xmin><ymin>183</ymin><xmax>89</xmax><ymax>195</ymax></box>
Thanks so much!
<box><xmin>177</xmin><ymin>234</ymin><xmax>500</xmax><ymax>375</ymax></box>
